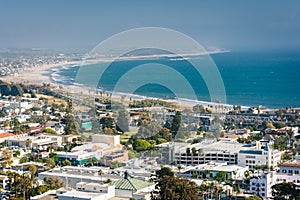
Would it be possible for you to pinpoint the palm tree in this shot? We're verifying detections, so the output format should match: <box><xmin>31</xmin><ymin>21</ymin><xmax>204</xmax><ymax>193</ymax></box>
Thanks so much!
<box><xmin>177</xmin><ymin>164</ymin><xmax>182</xmax><ymax>175</ymax></box>
<box><xmin>209</xmin><ymin>182</ymin><xmax>215</xmax><ymax>200</ymax></box>
<box><xmin>26</xmin><ymin>139</ymin><xmax>32</xmax><ymax>148</ymax></box>
<box><xmin>98</xmin><ymin>169</ymin><xmax>103</xmax><ymax>181</ymax></box>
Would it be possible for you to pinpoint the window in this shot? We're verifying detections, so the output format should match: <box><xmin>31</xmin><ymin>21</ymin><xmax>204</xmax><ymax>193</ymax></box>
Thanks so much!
<box><xmin>262</xmin><ymin>193</ymin><xmax>265</xmax><ymax>196</ymax></box>
<box><xmin>295</xmin><ymin>170</ymin><xmax>299</xmax><ymax>174</ymax></box>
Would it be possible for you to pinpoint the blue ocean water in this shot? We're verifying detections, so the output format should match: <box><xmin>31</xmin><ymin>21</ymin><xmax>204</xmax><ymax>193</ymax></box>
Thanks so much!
<box><xmin>52</xmin><ymin>51</ymin><xmax>300</xmax><ymax>108</ymax></box>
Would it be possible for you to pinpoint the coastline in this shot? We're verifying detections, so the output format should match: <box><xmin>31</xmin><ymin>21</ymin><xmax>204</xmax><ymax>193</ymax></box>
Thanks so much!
<box><xmin>0</xmin><ymin>60</ymin><xmax>237</xmax><ymax>112</ymax></box>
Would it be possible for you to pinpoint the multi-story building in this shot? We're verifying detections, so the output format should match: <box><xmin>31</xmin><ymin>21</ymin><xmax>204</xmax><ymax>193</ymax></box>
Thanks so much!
<box><xmin>56</xmin><ymin>134</ymin><xmax>128</xmax><ymax>166</ymax></box>
<box><xmin>180</xmin><ymin>162</ymin><xmax>249</xmax><ymax>181</ymax></box>
<box><xmin>249</xmin><ymin>159</ymin><xmax>300</xmax><ymax>199</ymax></box>
<box><xmin>158</xmin><ymin>139</ymin><xmax>282</xmax><ymax>169</ymax></box>
<box><xmin>174</xmin><ymin>139</ymin><xmax>243</xmax><ymax>166</ymax></box>
<box><xmin>238</xmin><ymin>140</ymin><xmax>282</xmax><ymax>169</ymax></box>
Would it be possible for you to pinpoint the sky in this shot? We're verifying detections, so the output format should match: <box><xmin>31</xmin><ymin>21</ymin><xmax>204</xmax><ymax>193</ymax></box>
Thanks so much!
<box><xmin>0</xmin><ymin>0</ymin><xmax>300</xmax><ymax>51</ymax></box>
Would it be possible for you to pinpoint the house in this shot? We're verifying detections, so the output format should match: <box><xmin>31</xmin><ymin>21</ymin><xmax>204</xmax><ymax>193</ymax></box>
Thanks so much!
<box><xmin>0</xmin><ymin>175</ymin><xmax>8</xmax><ymax>190</ymax></box>
<box><xmin>0</xmin><ymin>132</ymin><xmax>15</xmax><ymax>144</ymax></box>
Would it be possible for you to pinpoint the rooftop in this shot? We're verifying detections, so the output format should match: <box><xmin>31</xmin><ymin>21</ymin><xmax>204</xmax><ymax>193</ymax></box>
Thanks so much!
<box><xmin>112</xmin><ymin>176</ymin><xmax>153</xmax><ymax>191</ymax></box>
<box><xmin>178</xmin><ymin>140</ymin><xmax>246</xmax><ymax>154</ymax></box>
<box><xmin>280</xmin><ymin>160</ymin><xmax>300</xmax><ymax>168</ymax></box>
<box><xmin>0</xmin><ymin>132</ymin><xmax>14</xmax><ymax>138</ymax></box>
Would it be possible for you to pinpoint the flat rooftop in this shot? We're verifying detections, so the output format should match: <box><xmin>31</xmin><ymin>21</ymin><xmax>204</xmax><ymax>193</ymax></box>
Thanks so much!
<box><xmin>177</xmin><ymin>140</ymin><xmax>247</xmax><ymax>154</ymax></box>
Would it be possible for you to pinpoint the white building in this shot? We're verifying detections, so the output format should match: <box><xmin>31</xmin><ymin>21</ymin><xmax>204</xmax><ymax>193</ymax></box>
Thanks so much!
<box><xmin>158</xmin><ymin>140</ymin><xmax>282</xmax><ymax>170</ymax></box>
<box><xmin>250</xmin><ymin>160</ymin><xmax>300</xmax><ymax>199</ymax></box>
<box><xmin>38</xmin><ymin>166</ymin><xmax>116</xmax><ymax>188</ymax></box>
<box><xmin>180</xmin><ymin>162</ymin><xmax>249</xmax><ymax>181</ymax></box>
<box><xmin>238</xmin><ymin>140</ymin><xmax>282</xmax><ymax>169</ymax></box>
<box><xmin>57</xmin><ymin>183</ymin><xmax>115</xmax><ymax>200</ymax></box>
<box><xmin>173</xmin><ymin>140</ymin><xmax>244</xmax><ymax>165</ymax></box>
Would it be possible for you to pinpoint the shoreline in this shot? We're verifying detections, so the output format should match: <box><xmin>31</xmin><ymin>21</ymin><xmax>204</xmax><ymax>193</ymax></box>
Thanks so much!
<box><xmin>0</xmin><ymin>59</ymin><xmax>296</xmax><ymax>111</ymax></box>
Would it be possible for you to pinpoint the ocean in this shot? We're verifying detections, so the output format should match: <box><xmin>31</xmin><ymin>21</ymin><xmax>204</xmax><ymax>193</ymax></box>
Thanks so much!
<box><xmin>51</xmin><ymin>51</ymin><xmax>300</xmax><ymax>109</ymax></box>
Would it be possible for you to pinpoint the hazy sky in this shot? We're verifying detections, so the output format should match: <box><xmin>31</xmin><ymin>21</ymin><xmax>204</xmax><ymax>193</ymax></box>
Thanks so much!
<box><xmin>0</xmin><ymin>0</ymin><xmax>299</xmax><ymax>51</ymax></box>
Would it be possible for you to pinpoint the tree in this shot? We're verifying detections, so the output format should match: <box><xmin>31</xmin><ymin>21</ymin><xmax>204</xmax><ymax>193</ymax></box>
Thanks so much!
<box><xmin>28</xmin><ymin>164</ymin><xmax>37</xmax><ymax>177</ymax></box>
<box><xmin>271</xmin><ymin>182</ymin><xmax>300</xmax><ymax>200</ymax></box>
<box><xmin>20</xmin><ymin>156</ymin><xmax>29</xmax><ymax>164</ymax></box>
<box><xmin>1</xmin><ymin>148</ymin><xmax>13</xmax><ymax>168</ymax></box>
<box><xmin>61</xmin><ymin>159</ymin><xmax>72</xmax><ymax>166</ymax></box>
<box><xmin>43</xmin><ymin>176</ymin><xmax>64</xmax><ymax>190</ymax></box>
<box><xmin>214</xmin><ymin>171</ymin><xmax>227</xmax><ymax>182</ymax></box>
<box><xmin>0</xmin><ymin>84</ymin><xmax>11</xmax><ymax>96</ymax></box>
<box><xmin>116</xmin><ymin>109</ymin><xmax>129</xmax><ymax>133</ymax></box>
<box><xmin>133</xmin><ymin>139</ymin><xmax>152</xmax><ymax>152</ymax></box>
<box><xmin>64</xmin><ymin>114</ymin><xmax>79</xmax><ymax>135</ymax></box>
<box><xmin>100</xmin><ymin>115</ymin><xmax>115</xmax><ymax>130</ymax></box>
<box><xmin>245</xmin><ymin>196</ymin><xmax>261</xmax><ymax>200</ymax></box>
<box><xmin>170</xmin><ymin>111</ymin><xmax>181</xmax><ymax>138</ymax></box>
<box><xmin>98</xmin><ymin>169</ymin><xmax>103</xmax><ymax>180</ymax></box>
<box><xmin>155</xmin><ymin>167</ymin><xmax>174</xmax><ymax>179</ymax></box>
<box><xmin>87</xmin><ymin>157</ymin><xmax>97</xmax><ymax>166</ymax></box>
<box><xmin>44</xmin><ymin>128</ymin><xmax>57</xmax><ymax>134</ymax></box>
<box><xmin>151</xmin><ymin>176</ymin><xmax>199</xmax><ymax>200</ymax></box>
<box><xmin>44</xmin><ymin>158</ymin><xmax>56</xmax><ymax>170</ymax></box>
<box><xmin>157</xmin><ymin>128</ymin><xmax>172</xmax><ymax>142</ymax></box>
<box><xmin>11</xmin><ymin>85</ymin><xmax>24</xmax><ymax>96</ymax></box>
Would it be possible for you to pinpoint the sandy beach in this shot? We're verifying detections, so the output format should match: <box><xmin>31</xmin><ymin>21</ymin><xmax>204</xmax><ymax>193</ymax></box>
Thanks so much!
<box><xmin>0</xmin><ymin>59</ymin><xmax>238</xmax><ymax>112</ymax></box>
<box><xmin>1</xmin><ymin>61</ymin><xmax>77</xmax><ymax>85</ymax></box>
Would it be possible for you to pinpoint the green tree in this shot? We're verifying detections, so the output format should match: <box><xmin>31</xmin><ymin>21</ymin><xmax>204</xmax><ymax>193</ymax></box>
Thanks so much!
<box><xmin>100</xmin><ymin>115</ymin><xmax>115</xmax><ymax>130</ymax></box>
<box><xmin>44</xmin><ymin>128</ymin><xmax>57</xmax><ymax>134</ymax></box>
<box><xmin>43</xmin><ymin>176</ymin><xmax>64</xmax><ymax>190</ymax></box>
<box><xmin>151</xmin><ymin>176</ymin><xmax>199</xmax><ymax>200</ymax></box>
<box><xmin>44</xmin><ymin>158</ymin><xmax>56</xmax><ymax>170</ymax></box>
<box><xmin>0</xmin><ymin>84</ymin><xmax>11</xmax><ymax>96</ymax></box>
<box><xmin>132</xmin><ymin>139</ymin><xmax>151</xmax><ymax>151</ymax></box>
<box><xmin>116</xmin><ymin>109</ymin><xmax>129</xmax><ymax>133</ymax></box>
<box><xmin>11</xmin><ymin>85</ymin><xmax>24</xmax><ymax>96</ymax></box>
<box><xmin>20</xmin><ymin>156</ymin><xmax>29</xmax><ymax>163</ymax></box>
<box><xmin>157</xmin><ymin>128</ymin><xmax>172</xmax><ymax>142</ymax></box>
<box><xmin>214</xmin><ymin>171</ymin><xmax>227</xmax><ymax>182</ymax></box>
<box><xmin>271</xmin><ymin>182</ymin><xmax>300</xmax><ymax>200</ymax></box>
<box><xmin>155</xmin><ymin>167</ymin><xmax>174</xmax><ymax>179</ymax></box>
<box><xmin>245</xmin><ymin>196</ymin><xmax>261</xmax><ymax>200</ymax></box>
<box><xmin>170</xmin><ymin>111</ymin><xmax>181</xmax><ymax>138</ymax></box>
<box><xmin>61</xmin><ymin>159</ymin><xmax>72</xmax><ymax>166</ymax></box>
<box><xmin>28</xmin><ymin>164</ymin><xmax>37</xmax><ymax>177</ymax></box>
<box><xmin>1</xmin><ymin>148</ymin><xmax>13</xmax><ymax>168</ymax></box>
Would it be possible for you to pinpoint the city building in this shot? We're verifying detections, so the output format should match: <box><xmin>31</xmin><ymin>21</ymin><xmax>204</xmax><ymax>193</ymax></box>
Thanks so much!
<box><xmin>238</xmin><ymin>140</ymin><xmax>282</xmax><ymax>169</ymax></box>
<box><xmin>180</xmin><ymin>162</ymin><xmax>249</xmax><ymax>181</ymax></box>
<box><xmin>56</xmin><ymin>134</ymin><xmax>128</xmax><ymax>166</ymax></box>
<box><xmin>38</xmin><ymin>166</ymin><xmax>115</xmax><ymax>188</ymax></box>
<box><xmin>158</xmin><ymin>139</ymin><xmax>282</xmax><ymax>169</ymax></box>
<box><xmin>112</xmin><ymin>172</ymin><xmax>155</xmax><ymax>200</ymax></box>
<box><xmin>249</xmin><ymin>159</ymin><xmax>300</xmax><ymax>199</ymax></box>
<box><xmin>57</xmin><ymin>182</ymin><xmax>115</xmax><ymax>200</ymax></box>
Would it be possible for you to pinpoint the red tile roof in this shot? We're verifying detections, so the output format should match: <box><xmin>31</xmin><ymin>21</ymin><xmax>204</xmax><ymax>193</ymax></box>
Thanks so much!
<box><xmin>0</xmin><ymin>132</ymin><xmax>14</xmax><ymax>139</ymax></box>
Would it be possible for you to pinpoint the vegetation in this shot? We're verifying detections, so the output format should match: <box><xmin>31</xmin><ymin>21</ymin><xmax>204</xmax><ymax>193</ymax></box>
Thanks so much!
<box><xmin>1</xmin><ymin>148</ymin><xmax>13</xmax><ymax>168</ymax></box>
<box><xmin>271</xmin><ymin>182</ymin><xmax>300</xmax><ymax>200</ymax></box>
<box><xmin>151</xmin><ymin>167</ymin><xmax>199</xmax><ymax>200</ymax></box>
